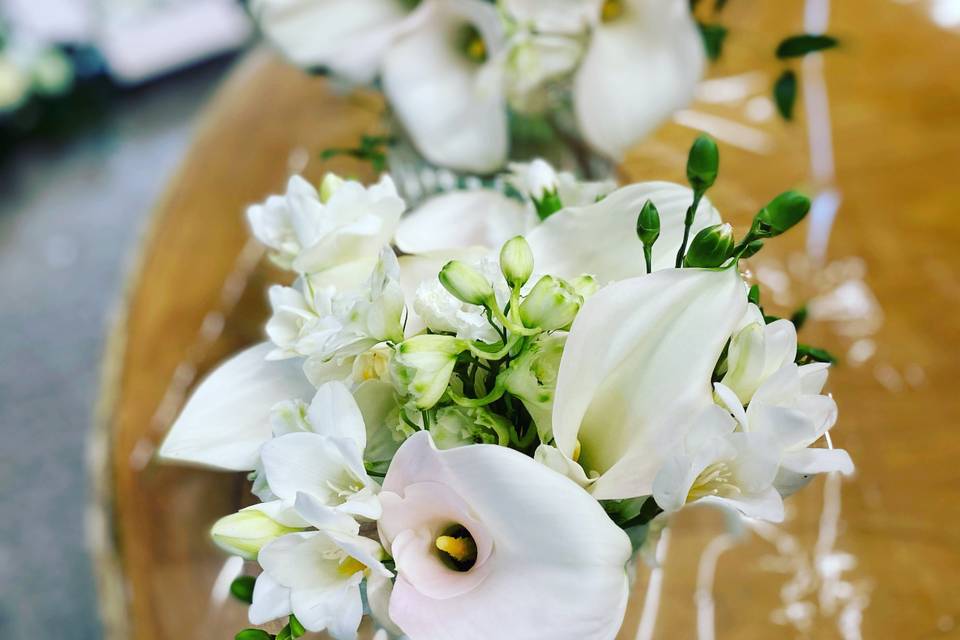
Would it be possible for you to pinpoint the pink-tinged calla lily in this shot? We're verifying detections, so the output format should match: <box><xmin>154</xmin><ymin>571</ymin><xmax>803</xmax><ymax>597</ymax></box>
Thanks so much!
<box><xmin>158</xmin><ymin>342</ymin><xmax>314</xmax><ymax>470</ymax></box>
<box><xmin>382</xmin><ymin>0</ymin><xmax>508</xmax><ymax>173</ymax></box>
<box><xmin>378</xmin><ymin>432</ymin><xmax>631</xmax><ymax>640</ymax></box>
<box><xmin>551</xmin><ymin>267</ymin><xmax>747</xmax><ymax>500</ymax></box>
<box><xmin>250</xmin><ymin>0</ymin><xmax>424</xmax><ymax>84</ymax></box>
<box><xmin>573</xmin><ymin>0</ymin><xmax>705</xmax><ymax>160</ymax></box>
<box><xmin>527</xmin><ymin>181</ymin><xmax>721</xmax><ymax>283</ymax></box>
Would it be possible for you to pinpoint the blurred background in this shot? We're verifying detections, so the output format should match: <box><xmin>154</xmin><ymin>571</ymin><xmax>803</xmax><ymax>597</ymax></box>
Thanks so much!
<box><xmin>1</xmin><ymin>0</ymin><xmax>959</xmax><ymax>639</ymax></box>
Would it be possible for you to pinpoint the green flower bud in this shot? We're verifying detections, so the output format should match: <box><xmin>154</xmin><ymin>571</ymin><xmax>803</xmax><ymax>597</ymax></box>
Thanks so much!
<box><xmin>211</xmin><ymin>507</ymin><xmax>302</xmax><ymax>560</ymax></box>
<box><xmin>519</xmin><ymin>275</ymin><xmax>583</xmax><ymax>331</ymax></box>
<box><xmin>568</xmin><ymin>274</ymin><xmax>599</xmax><ymax>299</ymax></box>
<box><xmin>391</xmin><ymin>335</ymin><xmax>470</xmax><ymax>409</ymax></box>
<box><xmin>502</xmin><ymin>333</ymin><xmax>565</xmax><ymax>441</ymax></box>
<box><xmin>635</xmin><ymin>200</ymin><xmax>661</xmax><ymax>247</ymax></box>
<box><xmin>499</xmin><ymin>236</ymin><xmax>534</xmax><ymax>288</ymax></box>
<box><xmin>740</xmin><ymin>239</ymin><xmax>764</xmax><ymax>259</ymax></box>
<box><xmin>319</xmin><ymin>172</ymin><xmax>345</xmax><ymax>203</ymax></box>
<box><xmin>439</xmin><ymin>260</ymin><xmax>494</xmax><ymax>306</ymax></box>
<box><xmin>684</xmin><ymin>223</ymin><xmax>735</xmax><ymax>268</ymax></box>
<box><xmin>752</xmin><ymin>190</ymin><xmax>811</xmax><ymax>237</ymax></box>
<box><xmin>430</xmin><ymin>405</ymin><xmax>511</xmax><ymax>449</ymax></box>
<box><xmin>533</xmin><ymin>191</ymin><xmax>563</xmax><ymax>220</ymax></box>
<box><xmin>686</xmin><ymin>134</ymin><xmax>720</xmax><ymax>193</ymax></box>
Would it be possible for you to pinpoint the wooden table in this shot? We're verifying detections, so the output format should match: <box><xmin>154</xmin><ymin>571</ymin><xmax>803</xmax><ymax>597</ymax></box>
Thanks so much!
<box><xmin>92</xmin><ymin>1</ymin><xmax>960</xmax><ymax>637</ymax></box>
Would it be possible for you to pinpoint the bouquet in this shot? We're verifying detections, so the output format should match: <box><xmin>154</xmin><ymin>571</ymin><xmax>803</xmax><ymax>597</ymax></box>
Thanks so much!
<box><xmin>248</xmin><ymin>0</ymin><xmax>706</xmax><ymax>172</ymax></box>
<box><xmin>160</xmin><ymin>135</ymin><xmax>853</xmax><ymax>639</ymax></box>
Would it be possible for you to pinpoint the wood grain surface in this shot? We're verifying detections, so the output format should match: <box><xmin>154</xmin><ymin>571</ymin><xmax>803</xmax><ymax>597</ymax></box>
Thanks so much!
<box><xmin>93</xmin><ymin>1</ymin><xmax>960</xmax><ymax>638</ymax></box>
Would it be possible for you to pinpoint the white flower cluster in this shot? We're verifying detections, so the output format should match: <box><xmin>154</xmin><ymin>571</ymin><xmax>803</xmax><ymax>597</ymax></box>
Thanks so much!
<box><xmin>249</xmin><ymin>0</ymin><xmax>705</xmax><ymax>171</ymax></box>
<box><xmin>160</xmin><ymin>164</ymin><xmax>852</xmax><ymax>640</ymax></box>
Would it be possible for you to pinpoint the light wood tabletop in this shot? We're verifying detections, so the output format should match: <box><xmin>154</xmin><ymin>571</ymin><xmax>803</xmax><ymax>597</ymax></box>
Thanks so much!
<box><xmin>92</xmin><ymin>1</ymin><xmax>960</xmax><ymax>638</ymax></box>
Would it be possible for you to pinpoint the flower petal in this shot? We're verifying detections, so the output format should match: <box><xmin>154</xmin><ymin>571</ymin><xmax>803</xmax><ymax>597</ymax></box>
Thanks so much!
<box><xmin>573</xmin><ymin>0</ymin><xmax>704</xmax><ymax>159</ymax></box>
<box><xmin>382</xmin><ymin>1</ymin><xmax>508</xmax><ymax>172</ymax></box>
<box><xmin>526</xmin><ymin>181</ymin><xmax>721</xmax><ymax>283</ymax></box>
<box><xmin>261</xmin><ymin>432</ymin><xmax>372</xmax><ymax>508</ymax></box>
<box><xmin>552</xmin><ymin>267</ymin><xmax>747</xmax><ymax>499</ymax></box>
<box><xmin>306</xmin><ymin>381</ymin><xmax>367</xmax><ymax>450</ymax></box>
<box><xmin>395</xmin><ymin>189</ymin><xmax>534</xmax><ymax>254</ymax></box>
<box><xmin>158</xmin><ymin>342</ymin><xmax>314</xmax><ymax>470</ymax></box>
<box><xmin>249</xmin><ymin>572</ymin><xmax>293</xmax><ymax>626</ymax></box>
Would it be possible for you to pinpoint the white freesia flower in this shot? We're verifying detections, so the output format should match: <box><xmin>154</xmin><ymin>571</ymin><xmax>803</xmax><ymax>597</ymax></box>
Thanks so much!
<box><xmin>719</xmin><ymin>303</ymin><xmax>798</xmax><ymax>404</ymax></box>
<box><xmin>158</xmin><ymin>342</ymin><xmax>315</xmax><ymax>470</ymax></box>
<box><xmin>377</xmin><ymin>432</ymin><xmax>631</xmax><ymax>639</ymax></box>
<box><xmin>714</xmin><ymin>363</ymin><xmax>854</xmax><ymax>497</ymax></box>
<box><xmin>550</xmin><ymin>267</ymin><xmax>747</xmax><ymax>499</ymax></box>
<box><xmin>527</xmin><ymin>180</ymin><xmax>721</xmax><ymax>283</ymax></box>
<box><xmin>250</xmin><ymin>0</ymin><xmax>423</xmax><ymax>84</ymax></box>
<box><xmin>652</xmin><ymin>404</ymin><xmax>785</xmax><ymax>521</ymax></box>
<box><xmin>573</xmin><ymin>0</ymin><xmax>705</xmax><ymax>160</ymax></box>
<box><xmin>260</xmin><ymin>381</ymin><xmax>382</xmax><ymax>519</ymax></box>
<box><xmin>382</xmin><ymin>0</ymin><xmax>508</xmax><ymax>172</ymax></box>
<box><xmin>247</xmin><ymin>173</ymin><xmax>404</xmax><ymax>275</ymax></box>
<box><xmin>252</xmin><ymin>496</ymin><xmax>392</xmax><ymax>637</ymax></box>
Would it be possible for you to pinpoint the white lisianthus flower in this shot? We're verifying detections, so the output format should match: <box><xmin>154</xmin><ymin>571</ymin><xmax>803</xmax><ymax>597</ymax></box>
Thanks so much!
<box><xmin>652</xmin><ymin>404</ymin><xmax>785</xmax><ymax>521</ymax></box>
<box><xmin>550</xmin><ymin>267</ymin><xmax>747</xmax><ymax>500</ymax></box>
<box><xmin>500</xmin><ymin>0</ymin><xmax>601</xmax><ymax>34</ymax></box>
<box><xmin>714</xmin><ymin>364</ymin><xmax>854</xmax><ymax>497</ymax></box>
<box><xmin>247</xmin><ymin>173</ymin><xmax>404</xmax><ymax>275</ymax></box>
<box><xmin>382</xmin><ymin>0</ymin><xmax>508</xmax><ymax>173</ymax></box>
<box><xmin>251</xmin><ymin>496</ymin><xmax>392</xmax><ymax>637</ymax></box>
<box><xmin>504</xmin><ymin>31</ymin><xmax>584</xmax><ymax>113</ymax></box>
<box><xmin>377</xmin><ymin>432</ymin><xmax>631</xmax><ymax>640</ymax></box>
<box><xmin>250</xmin><ymin>0</ymin><xmax>424</xmax><ymax>84</ymax></box>
<box><xmin>260</xmin><ymin>381</ymin><xmax>383</xmax><ymax>519</ymax></box>
<box><xmin>573</xmin><ymin>0</ymin><xmax>705</xmax><ymax>160</ymax></box>
<box><xmin>159</xmin><ymin>342</ymin><xmax>315</xmax><ymax>470</ymax></box>
<box><xmin>719</xmin><ymin>303</ymin><xmax>798</xmax><ymax>404</ymax></box>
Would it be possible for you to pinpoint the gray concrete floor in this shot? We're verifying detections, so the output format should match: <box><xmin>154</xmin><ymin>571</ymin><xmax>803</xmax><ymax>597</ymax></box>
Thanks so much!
<box><xmin>0</xmin><ymin>58</ymin><xmax>235</xmax><ymax>637</ymax></box>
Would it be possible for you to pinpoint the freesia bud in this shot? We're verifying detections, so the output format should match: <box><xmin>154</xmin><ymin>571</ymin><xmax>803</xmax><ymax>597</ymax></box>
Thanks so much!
<box><xmin>568</xmin><ymin>274</ymin><xmax>599</xmax><ymax>299</ymax></box>
<box><xmin>740</xmin><ymin>239</ymin><xmax>764</xmax><ymax>259</ymax></box>
<box><xmin>319</xmin><ymin>172</ymin><xmax>345</xmax><ymax>203</ymax></box>
<box><xmin>752</xmin><ymin>191</ymin><xmax>810</xmax><ymax>237</ymax></box>
<box><xmin>684</xmin><ymin>223</ymin><xmax>735</xmax><ymax>268</ymax></box>
<box><xmin>525</xmin><ymin>159</ymin><xmax>560</xmax><ymax>200</ymax></box>
<box><xmin>519</xmin><ymin>275</ymin><xmax>583</xmax><ymax>331</ymax></box>
<box><xmin>635</xmin><ymin>200</ymin><xmax>661</xmax><ymax>247</ymax></box>
<box><xmin>210</xmin><ymin>507</ymin><xmax>300</xmax><ymax>560</ymax></box>
<box><xmin>502</xmin><ymin>333</ymin><xmax>565</xmax><ymax>441</ymax></box>
<box><xmin>430</xmin><ymin>405</ymin><xmax>511</xmax><ymax>449</ymax></box>
<box><xmin>391</xmin><ymin>335</ymin><xmax>470</xmax><ymax>409</ymax></box>
<box><xmin>439</xmin><ymin>260</ymin><xmax>495</xmax><ymax>306</ymax></box>
<box><xmin>686</xmin><ymin>134</ymin><xmax>719</xmax><ymax>193</ymax></box>
<box><xmin>499</xmin><ymin>236</ymin><xmax>534</xmax><ymax>288</ymax></box>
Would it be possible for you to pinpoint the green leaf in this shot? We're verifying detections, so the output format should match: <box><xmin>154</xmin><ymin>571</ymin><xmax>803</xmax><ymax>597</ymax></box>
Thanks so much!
<box><xmin>747</xmin><ymin>284</ymin><xmax>761</xmax><ymax>306</ymax></box>
<box><xmin>235</xmin><ymin>630</ymin><xmax>272</xmax><ymax>640</ymax></box>
<box><xmin>698</xmin><ymin>23</ymin><xmax>728</xmax><ymax>60</ymax></box>
<box><xmin>790</xmin><ymin>305</ymin><xmax>808</xmax><ymax>330</ymax></box>
<box><xmin>796</xmin><ymin>343</ymin><xmax>837</xmax><ymax>364</ymax></box>
<box><xmin>776</xmin><ymin>34</ymin><xmax>839</xmax><ymax>59</ymax></box>
<box><xmin>276</xmin><ymin>626</ymin><xmax>292</xmax><ymax>640</ymax></box>
<box><xmin>229</xmin><ymin>576</ymin><xmax>256</xmax><ymax>604</ymax></box>
<box><xmin>289</xmin><ymin>615</ymin><xmax>306</xmax><ymax>638</ymax></box>
<box><xmin>773</xmin><ymin>70</ymin><xmax>797</xmax><ymax>120</ymax></box>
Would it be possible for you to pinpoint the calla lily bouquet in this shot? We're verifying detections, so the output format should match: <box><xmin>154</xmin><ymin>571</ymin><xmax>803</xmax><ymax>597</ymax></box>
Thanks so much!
<box><xmin>249</xmin><ymin>0</ymin><xmax>706</xmax><ymax>173</ymax></box>
<box><xmin>160</xmin><ymin>135</ymin><xmax>853</xmax><ymax>640</ymax></box>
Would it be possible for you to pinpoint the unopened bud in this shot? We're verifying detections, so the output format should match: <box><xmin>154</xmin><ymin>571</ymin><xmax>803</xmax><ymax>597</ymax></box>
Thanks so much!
<box><xmin>211</xmin><ymin>507</ymin><xmax>300</xmax><ymax>560</ymax></box>
<box><xmin>319</xmin><ymin>173</ymin><xmax>345</xmax><ymax>203</ymax></box>
<box><xmin>684</xmin><ymin>223</ymin><xmax>735</xmax><ymax>268</ymax></box>
<box><xmin>519</xmin><ymin>275</ymin><xmax>583</xmax><ymax>331</ymax></box>
<box><xmin>391</xmin><ymin>335</ymin><xmax>470</xmax><ymax>409</ymax></box>
<box><xmin>752</xmin><ymin>190</ymin><xmax>810</xmax><ymax>237</ymax></box>
<box><xmin>499</xmin><ymin>236</ymin><xmax>534</xmax><ymax>288</ymax></box>
<box><xmin>568</xmin><ymin>274</ymin><xmax>599</xmax><ymax>298</ymax></box>
<box><xmin>636</xmin><ymin>200</ymin><xmax>661</xmax><ymax>247</ymax></box>
<box><xmin>439</xmin><ymin>260</ymin><xmax>494</xmax><ymax>306</ymax></box>
<box><xmin>686</xmin><ymin>134</ymin><xmax>720</xmax><ymax>193</ymax></box>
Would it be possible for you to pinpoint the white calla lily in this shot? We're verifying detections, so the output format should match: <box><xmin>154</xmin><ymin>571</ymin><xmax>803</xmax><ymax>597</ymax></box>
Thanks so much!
<box><xmin>573</xmin><ymin>0</ymin><xmax>705</xmax><ymax>160</ymax></box>
<box><xmin>250</xmin><ymin>0</ymin><xmax>421</xmax><ymax>84</ymax></box>
<box><xmin>254</xmin><ymin>495</ymin><xmax>391</xmax><ymax>637</ymax></box>
<box><xmin>158</xmin><ymin>342</ymin><xmax>315</xmax><ymax>470</ymax></box>
<box><xmin>378</xmin><ymin>432</ymin><xmax>631</xmax><ymax>640</ymax></box>
<box><xmin>551</xmin><ymin>267</ymin><xmax>747</xmax><ymax>499</ymax></box>
<box><xmin>382</xmin><ymin>0</ymin><xmax>508</xmax><ymax>172</ymax></box>
<box><xmin>527</xmin><ymin>181</ymin><xmax>721</xmax><ymax>283</ymax></box>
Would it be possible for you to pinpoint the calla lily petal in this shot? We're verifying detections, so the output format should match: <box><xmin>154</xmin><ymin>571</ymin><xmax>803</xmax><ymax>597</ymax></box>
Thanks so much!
<box><xmin>395</xmin><ymin>189</ymin><xmax>534</xmax><ymax>254</ymax></box>
<box><xmin>526</xmin><ymin>181</ymin><xmax>721</xmax><ymax>283</ymax></box>
<box><xmin>158</xmin><ymin>342</ymin><xmax>314</xmax><ymax>470</ymax></box>
<box><xmin>552</xmin><ymin>267</ymin><xmax>747</xmax><ymax>499</ymax></box>
<box><xmin>382</xmin><ymin>0</ymin><xmax>508</xmax><ymax>172</ymax></box>
<box><xmin>573</xmin><ymin>0</ymin><xmax>704</xmax><ymax>159</ymax></box>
